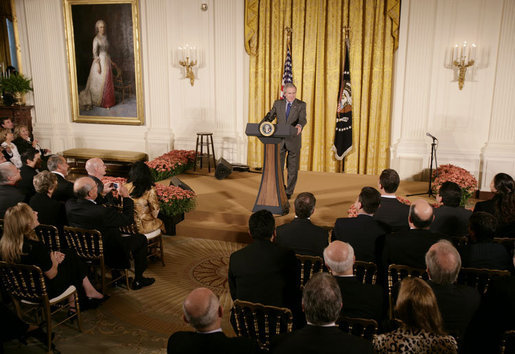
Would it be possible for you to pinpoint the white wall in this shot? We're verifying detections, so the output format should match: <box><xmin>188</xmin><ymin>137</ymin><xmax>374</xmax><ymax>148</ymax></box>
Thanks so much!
<box><xmin>391</xmin><ymin>0</ymin><xmax>515</xmax><ymax>190</ymax></box>
<box><xmin>14</xmin><ymin>0</ymin><xmax>249</xmax><ymax>163</ymax></box>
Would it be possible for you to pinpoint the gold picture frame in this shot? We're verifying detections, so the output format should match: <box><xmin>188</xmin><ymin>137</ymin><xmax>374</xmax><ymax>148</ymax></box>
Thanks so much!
<box><xmin>63</xmin><ymin>0</ymin><xmax>144</xmax><ymax>125</ymax></box>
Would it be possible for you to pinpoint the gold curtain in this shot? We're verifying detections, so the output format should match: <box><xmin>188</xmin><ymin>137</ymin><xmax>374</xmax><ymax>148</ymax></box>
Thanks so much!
<box><xmin>0</xmin><ymin>0</ymin><xmax>13</xmax><ymax>69</ymax></box>
<box><xmin>245</xmin><ymin>0</ymin><xmax>399</xmax><ymax>175</ymax></box>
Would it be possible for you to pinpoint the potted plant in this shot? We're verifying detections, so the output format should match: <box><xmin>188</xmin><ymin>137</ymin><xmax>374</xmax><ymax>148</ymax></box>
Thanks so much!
<box><xmin>0</xmin><ymin>73</ymin><xmax>33</xmax><ymax>105</ymax></box>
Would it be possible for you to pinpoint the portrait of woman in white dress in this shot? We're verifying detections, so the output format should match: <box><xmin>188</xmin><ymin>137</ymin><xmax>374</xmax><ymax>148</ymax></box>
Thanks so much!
<box><xmin>79</xmin><ymin>19</ymin><xmax>115</xmax><ymax>110</ymax></box>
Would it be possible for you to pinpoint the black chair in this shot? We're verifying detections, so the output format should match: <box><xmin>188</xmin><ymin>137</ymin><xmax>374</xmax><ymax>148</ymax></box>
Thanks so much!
<box><xmin>387</xmin><ymin>264</ymin><xmax>428</xmax><ymax>318</ymax></box>
<box><xmin>35</xmin><ymin>224</ymin><xmax>61</xmax><ymax>252</ymax></box>
<box><xmin>353</xmin><ymin>261</ymin><xmax>377</xmax><ymax>285</ymax></box>
<box><xmin>295</xmin><ymin>254</ymin><xmax>325</xmax><ymax>290</ymax></box>
<box><xmin>500</xmin><ymin>330</ymin><xmax>515</xmax><ymax>354</ymax></box>
<box><xmin>336</xmin><ymin>315</ymin><xmax>378</xmax><ymax>341</ymax></box>
<box><xmin>119</xmin><ymin>223</ymin><xmax>165</xmax><ymax>266</ymax></box>
<box><xmin>457</xmin><ymin>267</ymin><xmax>510</xmax><ymax>295</ymax></box>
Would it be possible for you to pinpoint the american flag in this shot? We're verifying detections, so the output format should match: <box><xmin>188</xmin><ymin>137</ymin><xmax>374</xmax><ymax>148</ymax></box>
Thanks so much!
<box><xmin>279</xmin><ymin>44</ymin><xmax>293</xmax><ymax>99</ymax></box>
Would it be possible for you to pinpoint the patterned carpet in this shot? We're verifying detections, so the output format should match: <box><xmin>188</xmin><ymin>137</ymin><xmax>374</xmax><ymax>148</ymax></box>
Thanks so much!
<box><xmin>4</xmin><ymin>236</ymin><xmax>245</xmax><ymax>354</ymax></box>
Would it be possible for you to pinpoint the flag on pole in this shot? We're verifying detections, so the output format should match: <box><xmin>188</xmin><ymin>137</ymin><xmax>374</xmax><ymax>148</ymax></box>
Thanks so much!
<box><xmin>279</xmin><ymin>44</ymin><xmax>293</xmax><ymax>99</ymax></box>
<box><xmin>332</xmin><ymin>37</ymin><xmax>352</xmax><ymax>160</ymax></box>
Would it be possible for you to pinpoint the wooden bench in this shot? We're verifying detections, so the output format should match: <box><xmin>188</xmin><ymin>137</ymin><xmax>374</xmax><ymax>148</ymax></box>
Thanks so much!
<box><xmin>62</xmin><ymin>148</ymin><xmax>148</xmax><ymax>177</ymax></box>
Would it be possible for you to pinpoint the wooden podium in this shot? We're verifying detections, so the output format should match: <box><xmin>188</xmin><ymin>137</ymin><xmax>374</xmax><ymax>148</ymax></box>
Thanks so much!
<box><xmin>246</xmin><ymin>123</ymin><xmax>296</xmax><ymax>215</ymax></box>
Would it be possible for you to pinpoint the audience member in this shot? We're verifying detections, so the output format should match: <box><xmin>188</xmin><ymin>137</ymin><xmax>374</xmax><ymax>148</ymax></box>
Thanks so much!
<box><xmin>85</xmin><ymin>157</ymin><xmax>115</xmax><ymax>204</ymax></box>
<box><xmin>323</xmin><ymin>241</ymin><xmax>383</xmax><ymax>321</ymax></box>
<box><xmin>0</xmin><ymin>128</ymin><xmax>22</xmax><ymax>168</ymax></box>
<box><xmin>373</xmin><ymin>277</ymin><xmax>458</xmax><ymax>353</ymax></box>
<box><xmin>461</xmin><ymin>212</ymin><xmax>512</xmax><ymax>270</ymax></box>
<box><xmin>0</xmin><ymin>146</ymin><xmax>6</xmax><ymax>163</ymax></box>
<box><xmin>12</xmin><ymin>125</ymin><xmax>48</xmax><ymax>156</ymax></box>
<box><xmin>0</xmin><ymin>203</ymin><xmax>105</xmax><ymax>310</ymax></box>
<box><xmin>228</xmin><ymin>210</ymin><xmax>298</xmax><ymax>308</ymax></box>
<box><xmin>66</xmin><ymin>177</ymin><xmax>154</xmax><ymax>290</ymax></box>
<box><xmin>0</xmin><ymin>162</ymin><xmax>24</xmax><ymax>218</ymax></box>
<box><xmin>125</xmin><ymin>161</ymin><xmax>164</xmax><ymax>234</ymax></box>
<box><xmin>373</xmin><ymin>169</ymin><xmax>410</xmax><ymax>232</ymax></box>
<box><xmin>270</xmin><ymin>273</ymin><xmax>374</xmax><ymax>354</ymax></box>
<box><xmin>47</xmin><ymin>154</ymin><xmax>74</xmax><ymax>202</ymax></box>
<box><xmin>425</xmin><ymin>240</ymin><xmax>480</xmax><ymax>338</ymax></box>
<box><xmin>332</xmin><ymin>187</ymin><xmax>386</xmax><ymax>263</ymax></box>
<box><xmin>0</xmin><ymin>117</ymin><xmax>14</xmax><ymax>132</ymax></box>
<box><xmin>383</xmin><ymin>199</ymin><xmax>443</xmax><ymax>269</ymax></box>
<box><xmin>276</xmin><ymin>192</ymin><xmax>328</xmax><ymax>257</ymax></box>
<box><xmin>474</xmin><ymin>173</ymin><xmax>515</xmax><ymax>236</ymax></box>
<box><xmin>431</xmin><ymin>181</ymin><xmax>472</xmax><ymax>237</ymax></box>
<box><xmin>17</xmin><ymin>148</ymin><xmax>41</xmax><ymax>201</ymax></box>
<box><xmin>29</xmin><ymin>171</ymin><xmax>67</xmax><ymax>230</ymax></box>
<box><xmin>167</xmin><ymin>287</ymin><xmax>261</xmax><ymax>354</ymax></box>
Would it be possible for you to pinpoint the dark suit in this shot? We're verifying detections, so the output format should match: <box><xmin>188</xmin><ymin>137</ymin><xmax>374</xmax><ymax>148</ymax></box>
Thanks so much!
<box><xmin>270</xmin><ymin>325</ymin><xmax>374</xmax><ymax>354</ymax></box>
<box><xmin>332</xmin><ymin>214</ymin><xmax>386</xmax><ymax>263</ymax></box>
<box><xmin>267</xmin><ymin>98</ymin><xmax>307</xmax><ymax>195</ymax></box>
<box><xmin>460</xmin><ymin>241</ymin><xmax>513</xmax><ymax>270</ymax></box>
<box><xmin>335</xmin><ymin>276</ymin><xmax>384</xmax><ymax>322</ymax></box>
<box><xmin>431</xmin><ymin>205</ymin><xmax>472</xmax><ymax>237</ymax></box>
<box><xmin>29</xmin><ymin>192</ymin><xmax>67</xmax><ymax>229</ymax></box>
<box><xmin>228</xmin><ymin>239</ymin><xmax>298</xmax><ymax>308</ymax></box>
<box><xmin>17</xmin><ymin>165</ymin><xmax>38</xmax><ymax>202</ymax></box>
<box><xmin>65</xmin><ymin>197</ymin><xmax>148</xmax><ymax>278</ymax></box>
<box><xmin>474</xmin><ymin>197</ymin><xmax>515</xmax><ymax>237</ymax></box>
<box><xmin>383</xmin><ymin>229</ymin><xmax>443</xmax><ymax>269</ymax></box>
<box><xmin>167</xmin><ymin>331</ymin><xmax>261</xmax><ymax>354</ymax></box>
<box><xmin>373</xmin><ymin>196</ymin><xmax>410</xmax><ymax>232</ymax></box>
<box><xmin>427</xmin><ymin>280</ymin><xmax>480</xmax><ymax>338</ymax></box>
<box><xmin>0</xmin><ymin>185</ymin><xmax>25</xmax><ymax>218</ymax></box>
<box><xmin>276</xmin><ymin>218</ymin><xmax>328</xmax><ymax>257</ymax></box>
<box><xmin>51</xmin><ymin>172</ymin><xmax>74</xmax><ymax>203</ymax></box>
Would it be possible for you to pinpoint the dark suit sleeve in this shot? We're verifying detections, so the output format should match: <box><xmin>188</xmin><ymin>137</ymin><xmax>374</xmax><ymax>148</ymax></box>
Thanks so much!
<box><xmin>102</xmin><ymin>197</ymin><xmax>134</xmax><ymax>227</ymax></box>
<box><xmin>265</xmin><ymin>102</ymin><xmax>278</xmax><ymax>123</ymax></box>
<box><xmin>297</xmin><ymin>101</ymin><xmax>307</xmax><ymax>128</ymax></box>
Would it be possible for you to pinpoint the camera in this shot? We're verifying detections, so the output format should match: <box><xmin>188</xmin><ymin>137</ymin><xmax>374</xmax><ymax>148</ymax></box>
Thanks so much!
<box><xmin>112</xmin><ymin>183</ymin><xmax>119</xmax><ymax>189</ymax></box>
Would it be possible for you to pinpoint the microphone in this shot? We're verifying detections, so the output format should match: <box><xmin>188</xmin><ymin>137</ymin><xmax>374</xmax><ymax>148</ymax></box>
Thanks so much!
<box><xmin>426</xmin><ymin>132</ymin><xmax>437</xmax><ymax>140</ymax></box>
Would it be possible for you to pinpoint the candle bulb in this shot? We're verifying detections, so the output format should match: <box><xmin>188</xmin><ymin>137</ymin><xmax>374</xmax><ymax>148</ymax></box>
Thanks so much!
<box><xmin>453</xmin><ymin>44</ymin><xmax>458</xmax><ymax>62</ymax></box>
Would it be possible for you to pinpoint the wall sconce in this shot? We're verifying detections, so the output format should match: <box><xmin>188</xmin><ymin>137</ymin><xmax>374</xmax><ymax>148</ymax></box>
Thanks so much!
<box><xmin>452</xmin><ymin>41</ymin><xmax>476</xmax><ymax>90</ymax></box>
<box><xmin>176</xmin><ymin>44</ymin><xmax>198</xmax><ymax>86</ymax></box>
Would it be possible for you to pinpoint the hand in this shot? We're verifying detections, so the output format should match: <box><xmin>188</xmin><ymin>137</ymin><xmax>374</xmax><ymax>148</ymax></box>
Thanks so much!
<box><xmin>44</xmin><ymin>148</ymin><xmax>51</xmax><ymax>154</ymax></box>
<box><xmin>32</xmin><ymin>139</ymin><xmax>38</xmax><ymax>148</ymax></box>
<box><xmin>296</xmin><ymin>124</ymin><xmax>302</xmax><ymax>135</ymax></box>
<box><xmin>103</xmin><ymin>182</ymin><xmax>115</xmax><ymax>194</ymax></box>
<box><xmin>4</xmin><ymin>146</ymin><xmax>11</xmax><ymax>154</ymax></box>
<box><xmin>50</xmin><ymin>251</ymin><xmax>65</xmax><ymax>265</ymax></box>
<box><xmin>118</xmin><ymin>184</ymin><xmax>129</xmax><ymax>198</ymax></box>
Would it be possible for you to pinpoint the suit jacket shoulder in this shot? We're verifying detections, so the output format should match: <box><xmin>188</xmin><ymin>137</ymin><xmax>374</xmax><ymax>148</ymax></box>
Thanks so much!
<box><xmin>0</xmin><ymin>185</ymin><xmax>26</xmax><ymax>218</ymax></box>
<box><xmin>276</xmin><ymin>218</ymin><xmax>328</xmax><ymax>257</ymax></box>
<box><xmin>167</xmin><ymin>331</ymin><xmax>261</xmax><ymax>354</ymax></box>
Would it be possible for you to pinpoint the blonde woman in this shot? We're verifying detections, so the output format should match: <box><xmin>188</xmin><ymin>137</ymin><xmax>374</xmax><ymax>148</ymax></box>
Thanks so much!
<box><xmin>13</xmin><ymin>125</ymin><xmax>49</xmax><ymax>157</ymax></box>
<box><xmin>0</xmin><ymin>128</ymin><xmax>22</xmax><ymax>168</ymax></box>
<box><xmin>0</xmin><ymin>203</ymin><xmax>105</xmax><ymax>310</ymax></box>
<box><xmin>373</xmin><ymin>277</ymin><xmax>458</xmax><ymax>353</ymax></box>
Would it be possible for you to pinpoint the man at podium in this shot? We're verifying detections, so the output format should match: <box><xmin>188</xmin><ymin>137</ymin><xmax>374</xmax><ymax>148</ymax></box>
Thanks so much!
<box><xmin>264</xmin><ymin>83</ymin><xmax>306</xmax><ymax>199</ymax></box>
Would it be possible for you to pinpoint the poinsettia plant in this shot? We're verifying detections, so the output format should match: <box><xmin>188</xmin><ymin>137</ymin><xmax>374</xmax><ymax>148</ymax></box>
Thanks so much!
<box><xmin>432</xmin><ymin>164</ymin><xmax>478</xmax><ymax>207</ymax></box>
<box><xmin>146</xmin><ymin>150</ymin><xmax>196</xmax><ymax>181</ymax></box>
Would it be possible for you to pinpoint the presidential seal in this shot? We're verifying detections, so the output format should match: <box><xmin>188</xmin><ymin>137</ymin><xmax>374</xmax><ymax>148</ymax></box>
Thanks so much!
<box><xmin>259</xmin><ymin>121</ymin><xmax>275</xmax><ymax>137</ymax></box>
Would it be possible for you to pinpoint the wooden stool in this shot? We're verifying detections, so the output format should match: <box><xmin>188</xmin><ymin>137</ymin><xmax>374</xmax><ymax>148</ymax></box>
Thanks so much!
<box><xmin>194</xmin><ymin>132</ymin><xmax>216</xmax><ymax>172</ymax></box>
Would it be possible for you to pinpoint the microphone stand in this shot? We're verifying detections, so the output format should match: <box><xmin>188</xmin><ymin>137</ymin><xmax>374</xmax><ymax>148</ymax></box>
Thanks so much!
<box><xmin>407</xmin><ymin>136</ymin><xmax>438</xmax><ymax>197</ymax></box>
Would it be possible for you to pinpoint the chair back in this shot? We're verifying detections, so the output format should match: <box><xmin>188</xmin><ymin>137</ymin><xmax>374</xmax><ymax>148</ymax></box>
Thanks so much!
<box><xmin>63</xmin><ymin>226</ymin><xmax>103</xmax><ymax>260</ymax></box>
<box><xmin>501</xmin><ymin>330</ymin><xmax>515</xmax><ymax>354</ymax></box>
<box><xmin>353</xmin><ymin>261</ymin><xmax>377</xmax><ymax>285</ymax></box>
<box><xmin>231</xmin><ymin>299</ymin><xmax>293</xmax><ymax>351</ymax></box>
<box><xmin>119</xmin><ymin>223</ymin><xmax>139</xmax><ymax>235</ymax></box>
<box><xmin>295</xmin><ymin>254</ymin><xmax>325</xmax><ymax>289</ymax></box>
<box><xmin>493</xmin><ymin>237</ymin><xmax>515</xmax><ymax>257</ymax></box>
<box><xmin>387</xmin><ymin>264</ymin><xmax>428</xmax><ymax>319</ymax></box>
<box><xmin>336</xmin><ymin>315</ymin><xmax>378</xmax><ymax>341</ymax></box>
<box><xmin>457</xmin><ymin>267</ymin><xmax>510</xmax><ymax>295</ymax></box>
<box><xmin>35</xmin><ymin>224</ymin><xmax>61</xmax><ymax>252</ymax></box>
<box><xmin>451</xmin><ymin>235</ymin><xmax>469</xmax><ymax>249</ymax></box>
<box><xmin>0</xmin><ymin>261</ymin><xmax>48</xmax><ymax>303</ymax></box>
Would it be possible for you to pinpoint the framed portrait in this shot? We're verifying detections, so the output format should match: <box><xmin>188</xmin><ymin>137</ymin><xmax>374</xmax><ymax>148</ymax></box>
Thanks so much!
<box><xmin>63</xmin><ymin>0</ymin><xmax>144</xmax><ymax>125</ymax></box>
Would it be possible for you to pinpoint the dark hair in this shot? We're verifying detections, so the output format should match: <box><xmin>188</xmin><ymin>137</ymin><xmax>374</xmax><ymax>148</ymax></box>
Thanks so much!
<box><xmin>21</xmin><ymin>147</ymin><xmax>38</xmax><ymax>165</ymax></box>
<box><xmin>359</xmin><ymin>187</ymin><xmax>381</xmax><ymax>214</ymax></box>
<box><xmin>379</xmin><ymin>169</ymin><xmax>400</xmax><ymax>193</ymax></box>
<box><xmin>0</xmin><ymin>117</ymin><xmax>12</xmax><ymax>128</ymax></box>
<box><xmin>409</xmin><ymin>204</ymin><xmax>433</xmax><ymax>229</ymax></box>
<box><xmin>493</xmin><ymin>173</ymin><xmax>515</xmax><ymax>224</ymax></box>
<box><xmin>438</xmin><ymin>181</ymin><xmax>462</xmax><ymax>207</ymax></box>
<box><xmin>127</xmin><ymin>161</ymin><xmax>155</xmax><ymax>198</ymax></box>
<box><xmin>302</xmin><ymin>273</ymin><xmax>342</xmax><ymax>325</ymax></box>
<box><xmin>469</xmin><ymin>212</ymin><xmax>497</xmax><ymax>241</ymax></box>
<box><xmin>294</xmin><ymin>192</ymin><xmax>316</xmax><ymax>218</ymax></box>
<box><xmin>248</xmin><ymin>210</ymin><xmax>275</xmax><ymax>240</ymax></box>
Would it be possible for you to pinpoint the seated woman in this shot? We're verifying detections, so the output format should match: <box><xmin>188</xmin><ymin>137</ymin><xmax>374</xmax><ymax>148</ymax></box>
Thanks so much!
<box><xmin>0</xmin><ymin>128</ymin><xmax>22</xmax><ymax>168</ymax></box>
<box><xmin>0</xmin><ymin>203</ymin><xmax>105</xmax><ymax>311</ymax></box>
<box><xmin>12</xmin><ymin>125</ymin><xmax>49</xmax><ymax>157</ymax></box>
<box><xmin>124</xmin><ymin>161</ymin><xmax>164</xmax><ymax>236</ymax></box>
<box><xmin>29</xmin><ymin>171</ymin><xmax>67</xmax><ymax>232</ymax></box>
<box><xmin>474</xmin><ymin>173</ymin><xmax>515</xmax><ymax>237</ymax></box>
<box><xmin>373</xmin><ymin>277</ymin><xmax>458</xmax><ymax>353</ymax></box>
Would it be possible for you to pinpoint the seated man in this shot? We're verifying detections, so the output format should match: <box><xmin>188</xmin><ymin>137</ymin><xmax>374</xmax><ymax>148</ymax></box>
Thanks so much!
<box><xmin>431</xmin><ymin>181</ymin><xmax>472</xmax><ymax>237</ymax></box>
<box><xmin>332</xmin><ymin>187</ymin><xmax>386</xmax><ymax>263</ymax></box>
<box><xmin>0</xmin><ymin>117</ymin><xmax>14</xmax><ymax>133</ymax></box>
<box><xmin>461</xmin><ymin>212</ymin><xmax>512</xmax><ymax>270</ymax></box>
<box><xmin>0</xmin><ymin>162</ymin><xmax>23</xmax><ymax>218</ymax></box>
<box><xmin>85</xmin><ymin>157</ymin><xmax>116</xmax><ymax>204</ymax></box>
<box><xmin>17</xmin><ymin>148</ymin><xmax>41</xmax><ymax>202</ymax></box>
<box><xmin>270</xmin><ymin>273</ymin><xmax>374</xmax><ymax>354</ymax></box>
<box><xmin>324</xmin><ymin>241</ymin><xmax>383</xmax><ymax>322</ymax></box>
<box><xmin>167</xmin><ymin>287</ymin><xmax>261</xmax><ymax>354</ymax></box>
<box><xmin>383</xmin><ymin>199</ymin><xmax>443</xmax><ymax>269</ymax></box>
<box><xmin>276</xmin><ymin>192</ymin><xmax>328</xmax><ymax>257</ymax></box>
<box><xmin>228</xmin><ymin>210</ymin><xmax>298</xmax><ymax>308</ymax></box>
<box><xmin>66</xmin><ymin>177</ymin><xmax>154</xmax><ymax>290</ymax></box>
<box><xmin>425</xmin><ymin>240</ymin><xmax>480</xmax><ymax>338</ymax></box>
<box><xmin>48</xmin><ymin>154</ymin><xmax>74</xmax><ymax>202</ymax></box>
<box><xmin>373</xmin><ymin>169</ymin><xmax>410</xmax><ymax>232</ymax></box>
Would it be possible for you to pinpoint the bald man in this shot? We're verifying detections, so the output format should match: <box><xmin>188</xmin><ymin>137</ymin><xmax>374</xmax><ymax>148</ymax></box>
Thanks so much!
<box><xmin>324</xmin><ymin>241</ymin><xmax>384</xmax><ymax>321</ymax></box>
<box><xmin>382</xmin><ymin>199</ymin><xmax>445</xmax><ymax>269</ymax></box>
<box><xmin>66</xmin><ymin>177</ymin><xmax>154</xmax><ymax>290</ymax></box>
<box><xmin>167</xmin><ymin>288</ymin><xmax>261</xmax><ymax>354</ymax></box>
<box><xmin>85</xmin><ymin>158</ymin><xmax>115</xmax><ymax>204</ymax></box>
<box><xmin>0</xmin><ymin>162</ymin><xmax>24</xmax><ymax>217</ymax></box>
